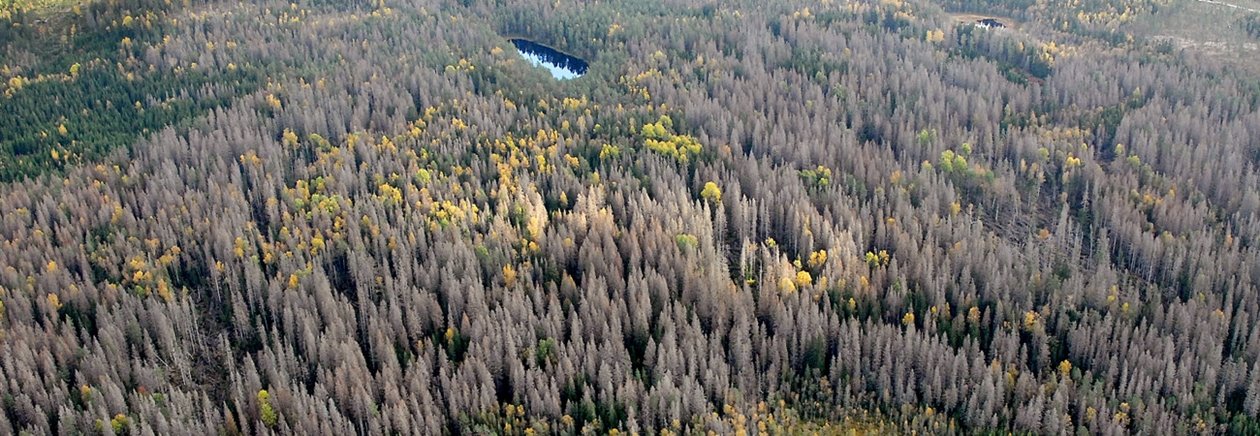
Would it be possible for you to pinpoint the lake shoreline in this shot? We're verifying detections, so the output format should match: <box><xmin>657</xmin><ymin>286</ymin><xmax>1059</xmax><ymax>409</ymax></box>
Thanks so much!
<box><xmin>508</xmin><ymin>37</ymin><xmax>589</xmax><ymax>79</ymax></box>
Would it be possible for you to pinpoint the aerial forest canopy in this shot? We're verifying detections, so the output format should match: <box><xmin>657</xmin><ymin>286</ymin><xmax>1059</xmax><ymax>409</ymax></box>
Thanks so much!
<box><xmin>3</xmin><ymin>0</ymin><xmax>1260</xmax><ymax>433</ymax></box>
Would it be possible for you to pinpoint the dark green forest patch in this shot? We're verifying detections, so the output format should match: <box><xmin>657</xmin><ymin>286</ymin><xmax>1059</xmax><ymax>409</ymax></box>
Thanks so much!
<box><xmin>0</xmin><ymin>0</ymin><xmax>262</xmax><ymax>182</ymax></box>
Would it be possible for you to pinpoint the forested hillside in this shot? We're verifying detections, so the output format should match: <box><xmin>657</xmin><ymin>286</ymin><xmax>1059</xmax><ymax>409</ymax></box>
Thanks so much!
<box><xmin>3</xmin><ymin>0</ymin><xmax>1260</xmax><ymax>433</ymax></box>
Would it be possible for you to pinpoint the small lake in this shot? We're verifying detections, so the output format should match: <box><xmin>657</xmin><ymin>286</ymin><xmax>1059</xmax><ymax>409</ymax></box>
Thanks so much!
<box><xmin>510</xmin><ymin>38</ymin><xmax>588</xmax><ymax>80</ymax></box>
<box><xmin>975</xmin><ymin>18</ymin><xmax>1007</xmax><ymax>29</ymax></box>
